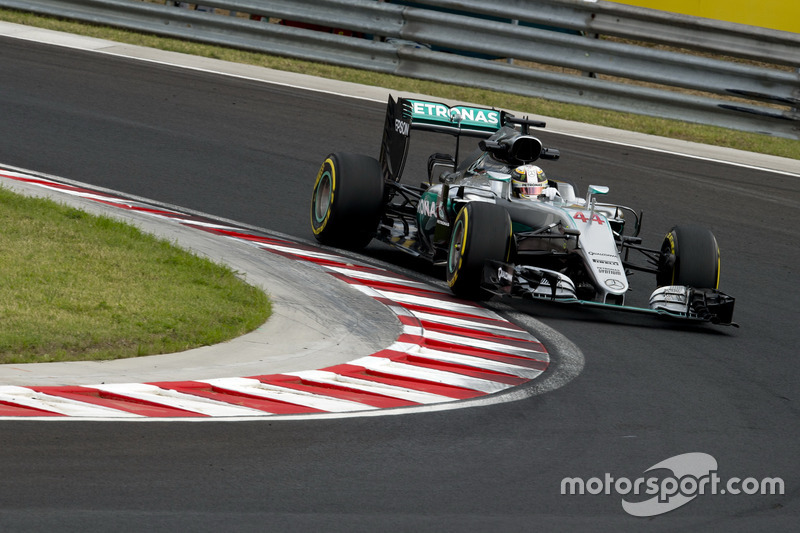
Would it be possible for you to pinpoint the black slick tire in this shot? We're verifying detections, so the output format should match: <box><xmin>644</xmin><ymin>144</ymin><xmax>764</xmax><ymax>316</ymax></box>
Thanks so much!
<box><xmin>446</xmin><ymin>201</ymin><xmax>512</xmax><ymax>299</ymax></box>
<box><xmin>310</xmin><ymin>152</ymin><xmax>384</xmax><ymax>249</ymax></box>
<box><xmin>657</xmin><ymin>225</ymin><xmax>720</xmax><ymax>289</ymax></box>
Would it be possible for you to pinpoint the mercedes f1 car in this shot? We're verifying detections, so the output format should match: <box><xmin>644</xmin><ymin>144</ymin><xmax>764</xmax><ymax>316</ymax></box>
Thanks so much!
<box><xmin>310</xmin><ymin>96</ymin><xmax>736</xmax><ymax>326</ymax></box>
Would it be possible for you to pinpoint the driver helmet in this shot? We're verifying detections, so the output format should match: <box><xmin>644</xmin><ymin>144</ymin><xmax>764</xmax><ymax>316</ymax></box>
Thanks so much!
<box><xmin>512</xmin><ymin>164</ymin><xmax>548</xmax><ymax>198</ymax></box>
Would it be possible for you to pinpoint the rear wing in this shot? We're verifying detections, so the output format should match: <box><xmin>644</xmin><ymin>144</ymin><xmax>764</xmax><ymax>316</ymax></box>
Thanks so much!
<box><xmin>379</xmin><ymin>95</ymin><xmax>547</xmax><ymax>183</ymax></box>
<box><xmin>405</xmin><ymin>99</ymin><xmax>504</xmax><ymax>136</ymax></box>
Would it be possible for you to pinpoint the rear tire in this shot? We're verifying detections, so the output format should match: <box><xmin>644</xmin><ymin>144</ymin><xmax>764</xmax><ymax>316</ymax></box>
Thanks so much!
<box><xmin>657</xmin><ymin>225</ymin><xmax>720</xmax><ymax>289</ymax></box>
<box><xmin>446</xmin><ymin>202</ymin><xmax>512</xmax><ymax>300</ymax></box>
<box><xmin>310</xmin><ymin>152</ymin><xmax>384</xmax><ymax>249</ymax></box>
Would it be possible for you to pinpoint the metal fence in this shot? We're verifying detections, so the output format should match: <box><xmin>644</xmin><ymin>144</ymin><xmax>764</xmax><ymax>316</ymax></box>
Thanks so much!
<box><xmin>2</xmin><ymin>0</ymin><xmax>798</xmax><ymax>139</ymax></box>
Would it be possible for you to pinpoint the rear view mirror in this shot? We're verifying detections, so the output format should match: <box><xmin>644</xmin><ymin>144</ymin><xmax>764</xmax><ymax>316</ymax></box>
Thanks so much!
<box><xmin>427</xmin><ymin>153</ymin><xmax>456</xmax><ymax>183</ymax></box>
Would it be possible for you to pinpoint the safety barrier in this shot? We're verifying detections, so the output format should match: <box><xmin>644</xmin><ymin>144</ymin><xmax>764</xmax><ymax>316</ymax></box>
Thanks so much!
<box><xmin>2</xmin><ymin>0</ymin><xmax>798</xmax><ymax>139</ymax></box>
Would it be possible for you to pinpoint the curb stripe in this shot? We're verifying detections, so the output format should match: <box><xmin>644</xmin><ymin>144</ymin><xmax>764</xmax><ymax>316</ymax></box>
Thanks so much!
<box><xmin>401</xmin><ymin>336</ymin><xmax>548</xmax><ymax>370</ymax></box>
<box><xmin>390</xmin><ymin>300</ymin><xmax>521</xmax><ymax>326</ymax></box>
<box><xmin>398</xmin><ymin>346</ymin><xmax>544</xmax><ymax>379</ymax></box>
<box><xmin>398</xmin><ymin>331</ymin><xmax>545</xmax><ymax>359</ymax></box>
<box><xmin>357</xmin><ymin>288</ymin><xmax>498</xmax><ymax>318</ymax></box>
<box><xmin>200</xmin><ymin>378</ymin><xmax>379</xmax><ymax>413</ymax></box>
<box><xmin>321</xmin><ymin>364</ymin><xmax>481</xmax><ymax>400</ymax></box>
<box><xmin>416</xmin><ymin>318</ymin><xmax>541</xmax><ymax>344</ymax></box>
<box><xmin>284</xmin><ymin>370</ymin><xmax>455</xmax><ymax>404</ymax></box>
<box><xmin>0</xmin><ymin>386</ymin><xmax>138</xmax><ymax>418</ymax></box>
<box><xmin>150</xmin><ymin>381</ymin><xmax>327</xmax><ymax>415</ymax></box>
<box><xmin>249</xmin><ymin>374</ymin><xmax>420</xmax><ymax>409</ymax></box>
<box><xmin>90</xmin><ymin>384</ymin><xmax>266</xmax><ymax>417</ymax></box>
<box><xmin>347</xmin><ymin>355</ymin><xmax>512</xmax><ymax>393</ymax></box>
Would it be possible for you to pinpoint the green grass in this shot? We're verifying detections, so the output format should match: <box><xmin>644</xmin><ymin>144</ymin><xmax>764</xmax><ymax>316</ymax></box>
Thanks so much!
<box><xmin>0</xmin><ymin>187</ymin><xmax>271</xmax><ymax>363</ymax></box>
<box><xmin>1</xmin><ymin>7</ymin><xmax>798</xmax><ymax>159</ymax></box>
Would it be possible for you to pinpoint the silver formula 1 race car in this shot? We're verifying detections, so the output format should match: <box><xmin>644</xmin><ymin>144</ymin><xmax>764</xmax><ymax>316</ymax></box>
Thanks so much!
<box><xmin>311</xmin><ymin>96</ymin><xmax>736</xmax><ymax>326</ymax></box>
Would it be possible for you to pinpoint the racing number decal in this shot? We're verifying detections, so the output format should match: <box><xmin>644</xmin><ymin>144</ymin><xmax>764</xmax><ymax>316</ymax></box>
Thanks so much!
<box><xmin>573</xmin><ymin>211</ymin><xmax>605</xmax><ymax>225</ymax></box>
<box><xmin>311</xmin><ymin>158</ymin><xmax>336</xmax><ymax>235</ymax></box>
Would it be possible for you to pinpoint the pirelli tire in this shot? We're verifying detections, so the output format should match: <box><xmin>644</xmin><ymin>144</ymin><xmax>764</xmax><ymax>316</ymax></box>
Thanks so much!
<box><xmin>310</xmin><ymin>152</ymin><xmax>384</xmax><ymax>250</ymax></box>
<box><xmin>657</xmin><ymin>225</ymin><xmax>721</xmax><ymax>289</ymax></box>
<box><xmin>446</xmin><ymin>201</ymin><xmax>512</xmax><ymax>300</ymax></box>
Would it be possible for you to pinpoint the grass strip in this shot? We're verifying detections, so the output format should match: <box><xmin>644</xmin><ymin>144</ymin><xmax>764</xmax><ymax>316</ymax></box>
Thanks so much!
<box><xmin>0</xmin><ymin>186</ymin><xmax>271</xmax><ymax>363</ymax></box>
<box><xmin>0</xmin><ymin>7</ymin><xmax>797</xmax><ymax>159</ymax></box>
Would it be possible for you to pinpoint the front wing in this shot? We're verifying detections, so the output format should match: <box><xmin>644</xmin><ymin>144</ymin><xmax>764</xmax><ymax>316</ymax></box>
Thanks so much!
<box><xmin>482</xmin><ymin>261</ymin><xmax>737</xmax><ymax>327</ymax></box>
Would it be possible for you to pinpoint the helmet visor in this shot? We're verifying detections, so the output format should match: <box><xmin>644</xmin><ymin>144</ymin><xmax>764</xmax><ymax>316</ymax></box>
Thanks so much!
<box><xmin>514</xmin><ymin>182</ymin><xmax>545</xmax><ymax>197</ymax></box>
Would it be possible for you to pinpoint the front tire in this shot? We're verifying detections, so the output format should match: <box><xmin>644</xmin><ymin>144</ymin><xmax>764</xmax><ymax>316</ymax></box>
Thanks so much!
<box><xmin>657</xmin><ymin>225</ymin><xmax>720</xmax><ymax>289</ymax></box>
<box><xmin>446</xmin><ymin>202</ymin><xmax>512</xmax><ymax>299</ymax></box>
<box><xmin>310</xmin><ymin>152</ymin><xmax>384</xmax><ymax>249</ymax></box>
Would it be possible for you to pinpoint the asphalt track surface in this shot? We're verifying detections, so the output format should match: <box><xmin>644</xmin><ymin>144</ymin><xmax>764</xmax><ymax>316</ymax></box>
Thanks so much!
<box><xmin>1</xmin><ymin>27</ymin><xmax>798</xmax><ymax>531</ymax></box>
